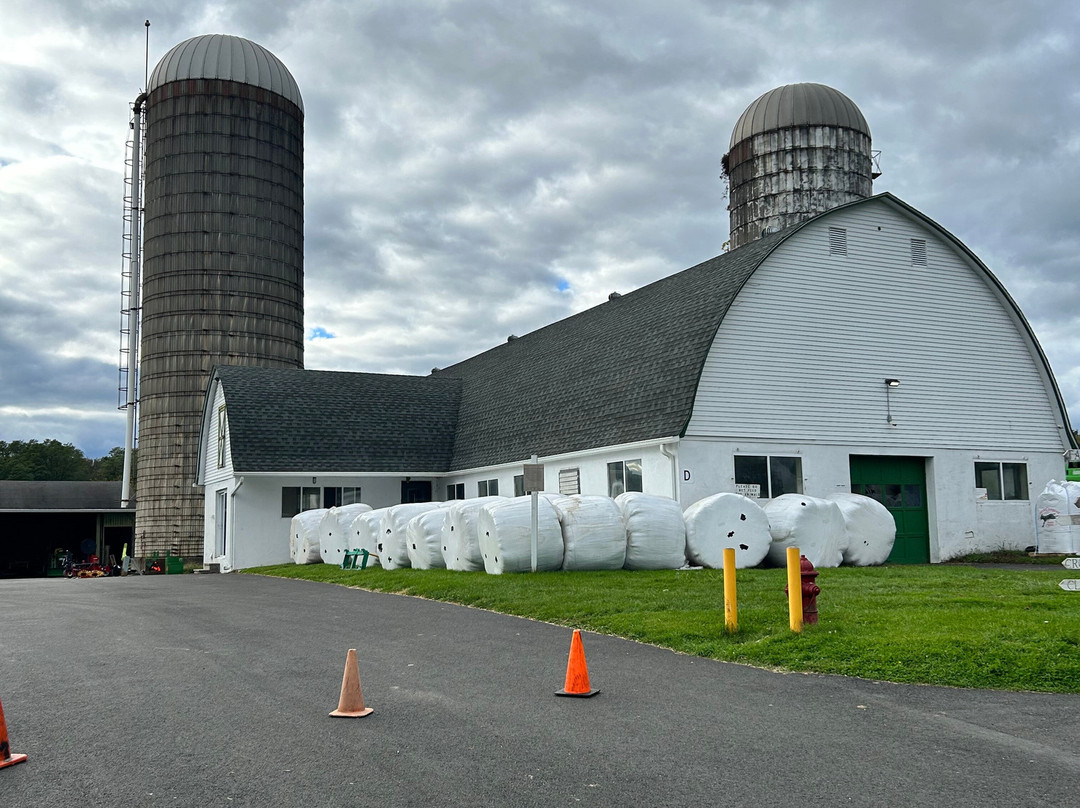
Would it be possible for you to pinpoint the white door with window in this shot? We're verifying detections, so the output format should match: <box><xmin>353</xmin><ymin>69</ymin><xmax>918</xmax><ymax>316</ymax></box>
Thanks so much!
<box><xmin>215</xmin><ymin>488</ymin><xmax>228</xmax><ymax>558</ymax></box>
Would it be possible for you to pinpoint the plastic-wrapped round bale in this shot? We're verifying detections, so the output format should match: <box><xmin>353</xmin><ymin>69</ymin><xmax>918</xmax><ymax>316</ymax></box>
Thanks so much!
<box><xmin>1035</xmin><ymin>480</ymin><xmax>1080</xmax><ymax>554</ymax></box>
<box><xmin>442</xmin><ymin>497</ymin><xmax>505</xmax><ymax>571</ymax></box>
<box><xmin>380</xmin><ymin>503</ymin><xmax>444</xmax><ymax>570</ymax></box>
<box><xmin>553</xmin><ymin>495</ymin><xmax>626</xmax><ymax>570</ymax></box>
<box><xmin>615</xmin><ymin>492</ymin><xmax>687</xmax><ymax>570</ymax></box>
<box><xmin>406</xmin><ymin>510</ymin><xmax>449</xmax><ymax>569</ymax></box>
<box><xmin>318</xmin><ymin>503</ymin><xmax>373</xmax><ymax>566</ymax></box>
<box><xmin>478</xmin><ymin>497</ymin><xmax>564</xmax><ymax>574</ymax></box>
<box><xmin>349</xmin><ymin>507</ymin><xmax>391</xmax><ymax>568</ymax></box>
<box><xmin>290</xmin><ymin>509</ymin><xmax>327</xmax><ymax>565</ymax></box>
<box><xmin>764</xmin><ymin>494</ymin><xmax>846</xmax><ymax>568</ymax></box>
<box><xmin>684</xmin><ymin>493</ymin><xmax>771</xmax><ymax>568</ymax></box>
<box><xmin>827</xmin><ymin>493</ymin><xmax>895</xmax><ymax>566</ymax></box>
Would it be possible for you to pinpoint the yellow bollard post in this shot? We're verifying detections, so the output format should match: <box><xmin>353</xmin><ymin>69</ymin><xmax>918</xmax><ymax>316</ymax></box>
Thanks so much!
<box><xmin>723</xmin><ymin>547</ymin><xmax>738</xmax><ymax>633</ymax></box>
<box><xmin>786</xmin><ymin>546</ymin><xmax>803</xmax><ymax>633</ymax></box>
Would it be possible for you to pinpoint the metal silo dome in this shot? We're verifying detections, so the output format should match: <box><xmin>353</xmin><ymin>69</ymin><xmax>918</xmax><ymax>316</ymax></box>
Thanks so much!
<box><xmin>148</xmin><ymin>34</ymin><xmax>304</xmax><ymax>111</ymax></box>
<box><xmin>134</xmin><ymin>34</ymin><xmax>305</xmax><ymax>558</ymax></box>
<box><xmin>725</xmin><ymin>83</ymin><xmax>875</xmax><ymax>251</ymax></box>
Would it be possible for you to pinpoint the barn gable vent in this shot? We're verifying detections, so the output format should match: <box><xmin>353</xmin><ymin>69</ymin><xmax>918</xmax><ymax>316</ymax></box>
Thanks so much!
<box><xmin>558</xmin><ymin>468</ymin><xmax>580</xmax><ymax>495</ymax></box>
<box><xmin>828</xmin><ymin>226</ymin><xmax>848</xmax><ymax>256</ymax></box>
<box><xmin>911</xmin><ymin>238</ymin><xmax>927</xmax><ymax>266</ymax></box>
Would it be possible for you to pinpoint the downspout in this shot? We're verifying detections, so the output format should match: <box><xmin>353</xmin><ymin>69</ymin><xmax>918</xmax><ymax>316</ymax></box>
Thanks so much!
<box><xmin>660</xmin><ymin>441</ymin><xmax>680</xmax><ymax>504</ymax></box>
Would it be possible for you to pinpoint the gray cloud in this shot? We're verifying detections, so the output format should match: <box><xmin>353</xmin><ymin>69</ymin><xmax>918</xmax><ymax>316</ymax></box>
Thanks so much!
<box><xmin>0</xmin><ymin>0</ymin><xmax>1077</xmax><ymax>458</ymax></box>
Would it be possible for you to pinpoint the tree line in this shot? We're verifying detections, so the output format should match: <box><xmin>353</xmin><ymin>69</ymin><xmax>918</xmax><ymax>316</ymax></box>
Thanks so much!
<box><xmin>0</xmin><ymin>440</ymin><xmax>133</xmax><ymax>482</ymax></box>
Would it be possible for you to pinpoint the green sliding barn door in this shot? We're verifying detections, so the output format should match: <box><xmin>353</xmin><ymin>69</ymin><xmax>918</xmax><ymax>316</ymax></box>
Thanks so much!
<box><xmin>849</xmin><ymin>455</ymin><xmax>930</xmax><ymax>564</ymax></box>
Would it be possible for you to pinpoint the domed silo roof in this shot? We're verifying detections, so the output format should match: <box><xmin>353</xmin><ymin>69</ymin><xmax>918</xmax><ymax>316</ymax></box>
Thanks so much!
<box><xmin>730</xmin><ymin>83</ymin><xmax>868</xmax><ymax>148</ymax></box>
<box><xmin>148</xmin><ymin>33</ymin><xmax>303</xmax><ymax>111</ymax></box>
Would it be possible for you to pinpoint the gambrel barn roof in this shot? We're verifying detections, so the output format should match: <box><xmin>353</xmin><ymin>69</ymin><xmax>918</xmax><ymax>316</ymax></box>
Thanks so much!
<box><xmin>202</xmin><ymin>194</ymin><xmax>1077</xmax><ymax>476</ymax></box>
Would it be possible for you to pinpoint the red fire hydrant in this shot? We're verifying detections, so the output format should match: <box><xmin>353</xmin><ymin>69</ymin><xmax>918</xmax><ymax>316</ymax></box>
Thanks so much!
<box><xmin>784</xmin><ymin>555</ymin><xmax>821</xmax><ymax>625</ymax></box>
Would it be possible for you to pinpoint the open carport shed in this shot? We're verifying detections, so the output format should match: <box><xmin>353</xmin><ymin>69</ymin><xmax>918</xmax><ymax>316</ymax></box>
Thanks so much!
<box><xmin>0</xmin><ymin>481</ymin><xmax>134</xmax><ymax>576</ymax></box>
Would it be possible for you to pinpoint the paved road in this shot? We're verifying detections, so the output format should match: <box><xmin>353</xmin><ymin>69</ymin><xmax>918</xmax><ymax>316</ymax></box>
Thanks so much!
<box><xmin>1</xmin><ymin>574</ymin><xmax>1077</xmax><ymax>807</ymax></box>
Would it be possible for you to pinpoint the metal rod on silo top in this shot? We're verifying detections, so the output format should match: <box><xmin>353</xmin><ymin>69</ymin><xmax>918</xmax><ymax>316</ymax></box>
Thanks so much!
<box><xmin>530</xmin><ymin>454</ymin><xmax>539</xmax><ymax>572</ymax></box>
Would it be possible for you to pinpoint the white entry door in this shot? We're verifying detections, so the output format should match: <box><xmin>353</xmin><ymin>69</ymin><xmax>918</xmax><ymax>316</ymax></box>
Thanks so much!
<box><xmin>215</xmin><ymin>488</ymin><xmax>228</xmax><ymax>557</ymax></box>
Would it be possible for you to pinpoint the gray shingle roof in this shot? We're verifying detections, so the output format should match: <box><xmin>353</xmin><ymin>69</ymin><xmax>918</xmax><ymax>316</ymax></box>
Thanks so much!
<box><xmin>436</xmin><ymin>232</ymin><xmax>786</xmax><ymax>469</ymax></box>
<box><xmin>0</xmin><ymin>481</ymin><xmax>130</xmax><ymax>511</ymax></box>
<box><xmin>214</xmin><ymin>366</ymin><xmax>462</xmax><ymax>472</ymax></box>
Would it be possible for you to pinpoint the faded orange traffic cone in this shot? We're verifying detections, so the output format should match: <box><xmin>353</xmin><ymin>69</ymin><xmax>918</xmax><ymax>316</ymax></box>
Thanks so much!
<box><xmin>555</xmin><ymin>629</ymin><xmax>599</xmax><ymax>698</ymax></box>
<box><xmin>330</xmin><ymin>648</ymin><xmax>374</xmax><ymax>718</ymax></box>
<box><xmin>0</xmin><ymin>696</ymin><xmax>27</xmax><ymax>769</ymax></box>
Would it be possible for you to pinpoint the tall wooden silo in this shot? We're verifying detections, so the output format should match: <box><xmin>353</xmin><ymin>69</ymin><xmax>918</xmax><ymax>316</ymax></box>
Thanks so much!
<box><xmin>724</xmin><ymin>83</ymin><xmax>876</xmax><ymax>251</ymax></box>
<box><xmin>135</xmin><ymin>34</ymin><xmax>305</xmax><ymax>557</ymax></box>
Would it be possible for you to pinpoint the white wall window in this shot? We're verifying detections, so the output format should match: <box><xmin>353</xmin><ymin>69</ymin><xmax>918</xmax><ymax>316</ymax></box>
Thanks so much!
<box><xmin>734</xmin><ymin>455</ymin><xmax>803</xmax><ymax>499</ymax></box>
<box><xmin>341</xmin><ymin>487</ymin><xmax>361</xmax><ymax>505</ymax></box>
<box><xmin>446</xmin><ymin>483</ymin><xmax>465</xmax><ymax>500</ymax></box>
<box><xmin>216</xmin><ymin>405</ymin><xmax>226</xmax><ymax>468</ymax></box>
<box><xmin>559</xmin><ymin>468</ymin><xmax>580</xmax><ymax>495</ymax></box>
<box><xmin>478</xmin><ymin>479</ymin><xmax>499</xmax><ymax>497</ymax></box>
<box><xmin>513</xmin><ymin>474</ymin><xmax>525</xmax><ymax>497</ymax></box>
<box><xmin>974</xmin><ymin>462</ymin><xmax>1028</xmax><ymax>500</ymax></box>
<box><xmin>607</xmin><ymin>459</ymin><xmax>642</xmax><ymax>497</ymax></box>
<box><xmin>281</xmin><ymin>486</ymin><xmax>327</xmax><ymax>517</ymax></box>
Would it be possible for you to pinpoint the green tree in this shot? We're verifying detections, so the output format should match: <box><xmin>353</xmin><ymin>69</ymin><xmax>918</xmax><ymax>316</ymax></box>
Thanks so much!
<box><xmin>0</xmin><ymin>439</ymin><xmax>92</xmax><ymax>480</ymax></box>
<box><xmin>91</xmin><ymin>447</ymin><xmax>132</xmax><ymax>481</ymax></box>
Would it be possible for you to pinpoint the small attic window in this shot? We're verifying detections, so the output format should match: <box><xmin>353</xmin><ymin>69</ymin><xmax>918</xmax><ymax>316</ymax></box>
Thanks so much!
<box><xmin>828</xmin><ymin>226</ymin><xmax>847</xmax><ymax>256</ymax></box>
<box><xmin>911</xmin><ymin>238</ymin><xmax>927</xmax><ymax>266</ymax></box>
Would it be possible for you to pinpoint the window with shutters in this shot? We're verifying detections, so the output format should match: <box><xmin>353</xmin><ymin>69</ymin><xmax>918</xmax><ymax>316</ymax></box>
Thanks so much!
<box><xmin>558</xmin><ymin>468</ymin><xmax>580</xmax><ymax>495</ymax></box>
<box><xmin>911</xmin><ymin>238</ymin><xmax>927</xmax><ymax>266</ymax></box>
<box><xmin>828</xmin><ymin>226</ymin><xmax>847</xmax><ymax>256</ymax></box>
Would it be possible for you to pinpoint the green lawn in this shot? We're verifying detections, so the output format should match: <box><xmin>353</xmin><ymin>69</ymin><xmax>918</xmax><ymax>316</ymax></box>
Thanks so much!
<box><xmin>243</xmin><ymin>562</ymin><xmax>1080</xmax><ymax>693</ymax></box>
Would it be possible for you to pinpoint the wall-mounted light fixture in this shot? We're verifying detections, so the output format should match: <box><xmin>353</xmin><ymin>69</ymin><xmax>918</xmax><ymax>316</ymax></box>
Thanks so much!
<box><xmin>884</xmin><ymin>379</ymin><xmax>900</xmax><ymax>423</ymax></box>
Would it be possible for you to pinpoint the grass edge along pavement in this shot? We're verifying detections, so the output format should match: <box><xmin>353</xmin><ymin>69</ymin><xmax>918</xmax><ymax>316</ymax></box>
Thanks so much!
<box><xmin>243</xmin><ymin>562</ymin><xmax>1080</xmax><ymax>694</ymax></box>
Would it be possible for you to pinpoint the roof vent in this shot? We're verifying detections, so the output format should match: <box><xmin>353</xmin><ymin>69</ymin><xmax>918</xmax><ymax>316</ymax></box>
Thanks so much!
<box><xmin>507</xmin><ymin>335</ymin><xmax>518</xmax><ymax>342</ymax></box>
<box><xmin>430</xmin><ymin>367</ymin><xmax>440</xmax><ymax>374</ymax></box>
<box><xmin>608</xmin><ymin>291</ymin><xmax>621</xmax><ymax>301</ymax></box>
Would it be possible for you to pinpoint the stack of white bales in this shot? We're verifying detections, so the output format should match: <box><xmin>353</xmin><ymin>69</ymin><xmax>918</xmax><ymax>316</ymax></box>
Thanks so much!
<box><xmin>348</xmin><ymin>507</ymin><xmax>391</xmax><ymax>567</ymax></box>
<box><xmin>381</xmin><ymin>503</ymin><xmax>446</xmax><ymax>570</ymax></box>
<box><xmin>1036</xmin><ymin>480</ymin><xmax>1080</xmax><ymax>553</ymax></box>
<box><xmin>442</xmin><ymin>497</ymin><xmax>505</xmax><ymax>571</ymax></box>
<box><xmin>615</xmin><ymin>492</ymin><xmax>687</xmax><ymax>570</ymax></box>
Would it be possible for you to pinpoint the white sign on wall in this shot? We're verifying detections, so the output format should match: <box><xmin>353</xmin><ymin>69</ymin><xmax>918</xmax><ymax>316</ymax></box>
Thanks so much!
<box><xmin>735</xmin><ymin>483</ymin><xmax>761</xmax><ymax>499</ymax></box>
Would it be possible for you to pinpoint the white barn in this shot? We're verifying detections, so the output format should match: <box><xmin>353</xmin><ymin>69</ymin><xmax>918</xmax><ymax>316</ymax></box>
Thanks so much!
<box><xmin>196</xmin><ymin>192</ymin><xmax>1076</xmax><ymax>570</ymax></box>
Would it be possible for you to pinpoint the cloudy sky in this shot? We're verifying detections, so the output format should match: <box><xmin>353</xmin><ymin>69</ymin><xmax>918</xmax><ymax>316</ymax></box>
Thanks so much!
<box><xmin>1</xmin><ymin>0</ymin><xmax>1077</xmax><ymax>459</ymax></box>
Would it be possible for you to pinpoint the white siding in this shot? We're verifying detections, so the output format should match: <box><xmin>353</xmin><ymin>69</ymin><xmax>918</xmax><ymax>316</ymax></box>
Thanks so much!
<box><xmin>686</xmin><ymin>201</ymin><xmax>1067</xmax><ymax>451</ymax></box>
<box><xmin>201</xmin><ymin>380</ymin><xmax>232</xmax><ymax>486</ymax></box>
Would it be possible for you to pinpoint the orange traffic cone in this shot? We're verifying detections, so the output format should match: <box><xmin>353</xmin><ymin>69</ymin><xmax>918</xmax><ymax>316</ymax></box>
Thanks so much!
<box><xmin>0</xmin><ymin>696</ymin><xmax>27</xmax><ymax>769</ymax></box>
<box><xmin>555</xmin><ymin>629</ymin><xmax>600</xmax><ymax>698</ymax></box>
<box><xmin>329</xmin><ymin>648</ymin><xmax>374</xmax><ymax>718</ymax></box>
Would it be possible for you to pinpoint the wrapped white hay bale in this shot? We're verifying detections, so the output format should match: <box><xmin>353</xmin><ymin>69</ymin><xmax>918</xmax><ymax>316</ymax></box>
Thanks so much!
<box><xmin>406</xmin><ymin>510</ymin><xmax>449</xmax><ymax>569</ymax></box>
<box><xmin>442</xmin><ymin>497</ymin><xmax>505</xmax><ymax>571</ymax></box>
<box><xmin>553</xmin><ymin>495</ymin><xmax>626</xmax><ymax>570</ymax></box>
<box><xmin>478</xmin><ymin>497</ymin><xmax>564</xmax><ymax>574</ymax></box>
<box><xmin>290</xmin><ymin>509</ymin><xmax>327</xmax><ymax>565</ymax></box>
<box><xmin>348</xmin><ymin>508</ymin><xmax>391</xmax><ymax>568</ymax></box>
<box><xmin>827</xmin><ymin>493</ymin><xmax>895</xmax><ymax>566</ymax></box>
<box><xmin>615</xmin><ymin>492</ymin><xmax>687</xmax><ymax>570</ymax></box>
<box><xmin>380</xmin><ymin>503</ymin><xmax>444</xmax><ymax>570</ymax></box>
<box><xmin>318</xmin><ymin>503</ymin><xmax>373</xmax><ymax>566</ymax></box>
<box><xmin>1036</xmin><ymin>480</ymin><xmax>1080</xmax><ymax>554</ymax></box>
<box><xmin>764</xmin><ymin>494</ymin><xmax>846</xmax><ymax>569</ymax></box>
<box><xmin>683</xmin><ymin>493</ymin><xmax>771</xmax><ymax>569</ymax></box>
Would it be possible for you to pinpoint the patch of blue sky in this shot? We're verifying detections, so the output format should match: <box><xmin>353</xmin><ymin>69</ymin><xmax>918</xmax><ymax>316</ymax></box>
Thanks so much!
<box><xmin>556</xmin><ymin>278</ymin><xmax>571</xmax><ymax>292</ymax></box>
<box><xmin>308</xmin><ymin>326</ymin><xmax>336</xmax><ymax>340</ymax></box>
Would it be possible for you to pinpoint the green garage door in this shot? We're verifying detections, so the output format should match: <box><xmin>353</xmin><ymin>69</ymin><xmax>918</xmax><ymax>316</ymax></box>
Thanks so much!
<box><xmin>849</xmin><ymin>455</ymin><xmax>930</xmax><ymax>564</ymax></box>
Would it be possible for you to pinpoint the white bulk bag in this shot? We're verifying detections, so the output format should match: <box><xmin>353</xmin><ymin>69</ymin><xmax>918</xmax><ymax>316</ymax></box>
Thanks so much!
<box><xmin>349</xmin><ymin>508</ymin><xmax>391</xmax><ymax>568</ymax></box>
<box><xmin>615</xmin><ymin>492</ymin><xmax>687</xmax><ymax>570</ymax></box>
<box><xmin>318</xmin><ymin>503</ymin><xmax>373</xmax><ymax>566</ymax></box>
<box><xmin>827</xmin><ymin>493</ymin><xmax>895</xmax><ymax>566</ymax></box>
<box><xmin>442</xmin><ymin>497</ymin><xmax>505</xmax><ymax>571</ymax></box>
<box><xmin>683</xmin><ymin>493</ymin><xmax>771</xmax><ymax>569</ymax></box>
<box><xmin>554</xmin><ymin>495</ymin><xmax>626</xmax><ymax>571</ymax></box>
<box><xmin>478</xmin><ymin>497</ymin><xmax>564</xmax><ymax>574</ymax></box>
<box><xmin>380</xmin><ymin>503</ymin><xmax>444</xmax><ymax>570</ymax></box>
<box><xmin>406</xmin><ymin>510</ymin><xmax>449</xmax><ymax>569</ymax></box>
<box><xmin>1036</xmin><ymin>480</ymin><xmax>1080</xmax><ymax>554</ymax></box>
<box><xmin>764</xmin><ymin>494</ymin><xmax>846</xmax><ymax>569</ymax></box>
<box><xmin>290</xmin><ymin>509</ymin><xmax>327</xmax><ymax>565</ymax></box>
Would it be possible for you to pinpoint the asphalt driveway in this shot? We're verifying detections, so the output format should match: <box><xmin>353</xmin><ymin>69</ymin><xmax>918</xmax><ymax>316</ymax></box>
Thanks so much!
<box><xmin>0</xmin><ymin>574</ymin><xmax>1077</xmax><ymax>807</ymax></box>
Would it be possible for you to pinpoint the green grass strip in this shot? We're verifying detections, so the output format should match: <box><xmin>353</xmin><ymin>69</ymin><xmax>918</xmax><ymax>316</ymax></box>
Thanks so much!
<box><xmin>244</xmin><ymin>563</ymin><xmax>1080</xmax><ymax>693</ymax></box>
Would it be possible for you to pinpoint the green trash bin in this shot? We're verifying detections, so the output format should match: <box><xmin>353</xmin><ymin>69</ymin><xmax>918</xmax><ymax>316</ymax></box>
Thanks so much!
<box><xmin>166</xmin><ymin>555</ymin><xmax>185</xmax><ymax>574</ymax></box>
